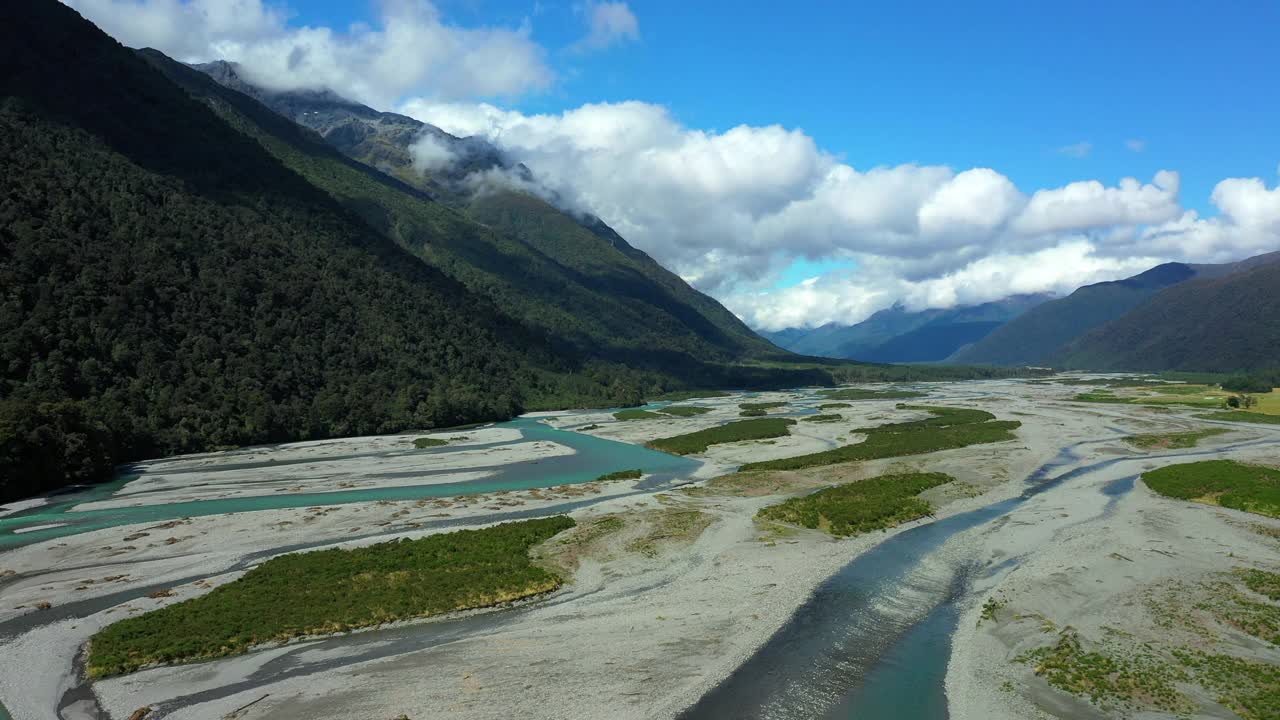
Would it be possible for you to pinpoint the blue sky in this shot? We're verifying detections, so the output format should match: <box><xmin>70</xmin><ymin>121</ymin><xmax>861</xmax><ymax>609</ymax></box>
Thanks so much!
<box><xmin>285</xmin><ymin>0</ymin><xmax>1278</xmax><ymax>215</ymax></box>
<box><xmin>70</xmin><ymin>0</ymin><xmax>1280</xmax><ymax>328</ymax></box>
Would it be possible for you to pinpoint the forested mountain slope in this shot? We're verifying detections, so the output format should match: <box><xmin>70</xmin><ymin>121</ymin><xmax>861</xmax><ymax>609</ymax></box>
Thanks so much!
<box><xmin>0</xmin><ymin>0</ymin><xmax>631</xmax><ymax>501</ymax></box>
<box><xmin>182</xmin><ymin>59</ymin><xmax>775</xmax><ymax>365</ymax></box>
<box><xmin>1054</xmin><ymin>260</ymin><xmax>1280</xmax><ymax>372</ymax></box>
<box><xmin>948</xmin><ymin>263</ymin><xmax>1201</xmax><ymax>366</ymax></box>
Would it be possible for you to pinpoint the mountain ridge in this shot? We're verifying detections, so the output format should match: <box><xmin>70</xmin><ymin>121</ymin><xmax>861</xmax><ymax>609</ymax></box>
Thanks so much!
<box><xmin>1054</xmin><ymin>258</ymin><xmax>1280</xmax><ymax>371</ymax></box>
<box><xmin>952</xmin><ymin>252</ymin><xmax>1280</xmax><ymax>367</ymax></box>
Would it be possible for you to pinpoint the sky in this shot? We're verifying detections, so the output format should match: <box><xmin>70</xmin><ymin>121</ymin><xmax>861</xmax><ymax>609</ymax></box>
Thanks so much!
<box><xmin>65</xmin><ymin>0</ymin><xmax>1280</xmax><ymax>330</ymax></box>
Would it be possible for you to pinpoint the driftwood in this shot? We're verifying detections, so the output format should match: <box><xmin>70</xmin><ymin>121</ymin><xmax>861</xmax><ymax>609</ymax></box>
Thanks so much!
<box><xmin>223</xmin><ymin>694</ymin><xmax>269</xmax><ymax>719</ymax></box>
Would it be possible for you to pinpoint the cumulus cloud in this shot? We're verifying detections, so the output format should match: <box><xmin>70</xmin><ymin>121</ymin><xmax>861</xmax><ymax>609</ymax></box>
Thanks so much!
<box><xmin>725</xmin><ymin>242</ymin><xmax>1164</xmax><ymax>331</ymax></box>
<box><xmin>1126</xmin><ymin>138</ymin><xmax>1147</xmax><ymax>153</ymax></box>
<box><xmin>400</xmin><ymin>98</ymin><xmax>1280</xmax><ymax>330</ymax></box>
<box><xmin>1056</xmin><ymin>141</ymin><xmax>1093</xmax><ymax>158</ymax></box>
<box><xmin>574</xmin><ymin>2</ymin><xmax>640</xmax><ymax>52</ymax></box>
<box><xmin>63</xmin><ymin>0</ymin><xmax>553</xmax><ymax>107</ymax></box>
<box><xmin>1011</xmin><ymin>171</ymin><xmax>1181</xmax><ymax>237</ymax></box>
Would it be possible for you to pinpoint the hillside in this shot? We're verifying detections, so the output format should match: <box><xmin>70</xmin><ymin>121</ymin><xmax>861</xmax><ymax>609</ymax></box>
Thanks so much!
<box><xmin>1054</xmin><ymin>260</ymin><xmax>1280</xmax><ymax>372</ymax></box>
<box><xmin>0</xmin><ymin>0</ymin><xmax>578</xmax><ymax>500</ymax></box>
<box><xmin>948</xmin><ymin>263</ymin><xmax>1200</xmax><ymax>366</ymax></box>
<box><xmin>182</xmin><ymin>59</ymin><xmax>775</xmax><ymax>367</ymax></box>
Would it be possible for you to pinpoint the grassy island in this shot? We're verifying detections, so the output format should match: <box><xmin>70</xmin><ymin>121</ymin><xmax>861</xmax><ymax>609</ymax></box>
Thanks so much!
<box><xmin>1141</xmin><ymin>460</ymin><xmax>1280</xmax><ymax>518</ymax></box>
<box><xmin>740</xmin><ymin>406</ymin><xmax>1019</xmax><ymax>471</ymax></box>
<box><xmin>88</xmin><ymin>516</ymin><xmax>575</xmax><ymax>677</ymax></box>
<box><xmin>757</xmin><ymin>472</ymin><xmax>954</xmax><ymax>536</ymax></box>
<box><xmin>647</xmin><ymin>418</ymin><xmax>796</xmax><ymax>455</ymax></box>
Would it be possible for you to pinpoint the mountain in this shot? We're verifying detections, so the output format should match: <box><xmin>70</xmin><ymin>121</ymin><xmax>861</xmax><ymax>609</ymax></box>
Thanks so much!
<box><xmin>951</xmin><ymin>253</ymin><xmax>1280</xmax><ymax>367</ymax></box>
<box><xmin>852</xmin><ymin>294</ymin><xmax>1052</xmax><ymax>362</ymax></box>
<box><xmin>766</xmin><ymin>294</ymin><xmax>1051</xmax><ymax>362</ymax></box>
<box><xmin>2</xmin><ymin>0</ymin><xmax>839</xmax><ymax>503</ymax></box>
<box><xmin>1054</xmin><ymin>259</ymin><xmax>1280</xmax><ymax>372</ymax></box>
<box><xmin>766</xmin><ymin>308</ymin><xmax>943</xmax><ymax>358</ymax></box>
<box><xmin>0</xmin><ymin>0</ymin><xmax>566</xmax><ymax>501</ymax></box>
<box><xmin>191</xmin><ymin>61</ymin><xmax>510</xmax><ymax>192</ymax></box>
<box><xmin>948</xmin><ymin>263</ymin><xmax>1201</xmax><ymax>366</ymax></box>
<box><xmin>169</xmin><ymin>57</ymin><xmax>781</xmax><ymax>375</ymax></box>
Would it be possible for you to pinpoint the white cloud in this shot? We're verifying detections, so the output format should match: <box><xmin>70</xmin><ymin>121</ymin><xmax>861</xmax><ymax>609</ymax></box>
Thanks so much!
<box><xmin>1011</xmin><ymin>171</ymin><xmax>1181</xmax><ymax>237</ymax></box>
<box><xmin>725</xmin><ymin>242</ymin><xmax>1163</xmax><ymax>331</ymax></box>
<box><xmin>574</xmin><ymin>2</ymin><xmax>639</xmax><ymax>52</ymax></box>
<box><xmin>409</xmin><ymin>132</ymin><xmax>458</xmax><ymax>174</ymax></box>
<box><xmin>63</xmin><ymin>0</ymin><xmax>553</xmax><ymax>107</ymax></box>
<box><xmin>1056</xmin><ymin>141</ymin><xmax>1093</xmax><ymax>158</ymax></box>
<box><xmin>1126</xmin><ymin>138</ymin><xmax>1147</xmax><ymax>152</ymax></box>
<box><xmin>401</xmin><ymin>99</ymin><xmax>1280</xmax><ymax>330</ymax></box>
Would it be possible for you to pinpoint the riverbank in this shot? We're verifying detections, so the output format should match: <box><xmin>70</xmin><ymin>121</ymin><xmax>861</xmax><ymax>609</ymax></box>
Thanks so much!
<box><xmin>85</xmin><ymin>382</ymin><xmax>1048</xmax><ymax>720</ymax></box>
<box><xmin>947</xmin><ymin>422</ymin><xmax>1280</xmax><ymax>719</ymax></box>
<box><xmin>4</xmin><ymin>378</ymin><xmax>1268</xmax><ymax>719</ymax></box>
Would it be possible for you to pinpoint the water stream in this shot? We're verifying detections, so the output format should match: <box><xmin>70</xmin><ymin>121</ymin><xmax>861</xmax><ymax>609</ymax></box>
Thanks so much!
<box><xmin>0</xmin><ymin>417</ymin><xmax>698</xmax><ymax>551</ymax></box>
<box><xmin>681</xmin><ymin>433</ymin><xmax>1280</xmax><ymax>719</ymax></box>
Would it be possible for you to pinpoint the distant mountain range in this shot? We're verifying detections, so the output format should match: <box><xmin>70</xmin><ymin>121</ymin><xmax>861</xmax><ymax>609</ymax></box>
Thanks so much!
<box><xmin>766</xmin><ymin>251</ymin><xmax>1280</xmax><ymax>371</ymax></box>
<box><xmin>764</xmin><ymin>294</ymin><xmax>1052</xmax><ymax>363</ymax></box>
<box><xmin>952</xmin><ymin>252</ymin><xmax>1280</xmax><ymax>367</ymax></box>
<box><xmin>1053</xmin><ymin>257</ymin><xmax>1280</xmax><ymax>372</ymax></box>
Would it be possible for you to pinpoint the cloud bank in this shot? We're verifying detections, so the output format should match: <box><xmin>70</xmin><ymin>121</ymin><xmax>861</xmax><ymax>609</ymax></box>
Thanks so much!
<box><xmin>399</xmin><ymin>99</ymin><xmax>1280</xmax><ymax>330</ymax></box>
<box><xmin>64</xmin><ymin>0</ymin><xmax>553</xmax><ymax>107</ymax></box>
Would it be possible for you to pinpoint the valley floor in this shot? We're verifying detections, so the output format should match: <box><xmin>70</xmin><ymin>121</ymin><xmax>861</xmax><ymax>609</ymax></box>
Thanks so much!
<box><xmin>0</xmin><ymin>380</ymin><xmax>1276</xmax><ymax>720</ymax></box>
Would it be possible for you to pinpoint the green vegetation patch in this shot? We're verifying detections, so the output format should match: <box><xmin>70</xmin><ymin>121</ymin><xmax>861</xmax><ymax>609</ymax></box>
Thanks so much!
<box><xmin>1172</xmin><ymin>650</ymin><xmax>1280</xmax><ymax>720</ymax></box>
<box><xmin>1240</xmin><ymin>568</ymin><xmax>1280</xmax><ymax>601</ymax></box>
<box><xmin>651</xmin><ymin>390</ymin><xmax>732</xmax><ymax>402</ymax></box>
<box><xmin>739</xmin><ymin>401</ymin><xmax>787</xmax><ymax>411</ymax></box>
<box><xmin>1016</xmin><ymin>630</ymin><xmax>1193</xmax><ymax>715</ymax></box>
<box><xmin>818</xmin><ymin>402</ymin><xmax>852</xmax><ymax>409</ymax></box>
<box><xmin>595</xmin><ymin>469</ymin><xmax>642</xmax><ymax>482</ymax></box>
<box><xmin>1142</xmin><ymin>460</ymin><xmax>1280</xmax><ymax>518</ymax></box>
<box><xmin>87</xmin><ymin>516</ymin><xmax>575</xmax><ymax>677</ymax></box>
<box><xmin>412</xmin><ymin>437</ymin><xmax>447</xmax><ymax>449</ymax></box>
<box><xmin>739</xmin><ymin>408</ymin><xmax>766</xmax><ymax>417</ymax></box>
<box><xmin>1072</xmin><ymin>391</ymin><xmax>1130</xmax><ymax>404</ymax></box>
<box><xmin>757</xmin><ymin>472</ymin><xmax>953</xmax><ymax>536</ymax></box>
<box><xmin>739</xmin><ymin>407</ymin><xmax>1018</xmax><ymax>472</ymax></box>
<box><xmin>1124</xmin><ymin>428</ymin><xmax>1228</xmax><ymax>450</ymax></box>
<box><xmin>625</xmin><ymin>510</ymin><xmax>714</xmax><ymax>558</ymax></box>
<box><xmin>1199</xmin><ymin>411</ymin><xmax>1280</xmax><ymax>425</ymax></box>
<box><xmin>613</xmin><ymin>409</ymin><xmax>664</xmax><ymax>421</ymax></box>
<box><xmin>647</xmin><ymin>418</ymin><xmax>796</xmax><ymax>455</ymax></box>
<box><xmin>801</xmin><ymin>414</ymin><xmax>844</xmax><ymax>423</ymax></box>
<box><xmin>658</xmin><ymin>406</ymin><xmax>713</xmax><ymax>417</ymax></box>
<box><xmin>817</xmin><ymin>388</ymin><xmax>926</xmax><ymax>401</ymax></box>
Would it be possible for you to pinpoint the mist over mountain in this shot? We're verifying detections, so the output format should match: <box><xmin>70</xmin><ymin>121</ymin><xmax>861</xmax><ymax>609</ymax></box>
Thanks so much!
<box><xmin>764</xmin><ymin>294</ymin><xmax>1052</xmax><ymax>363</ymax></box>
